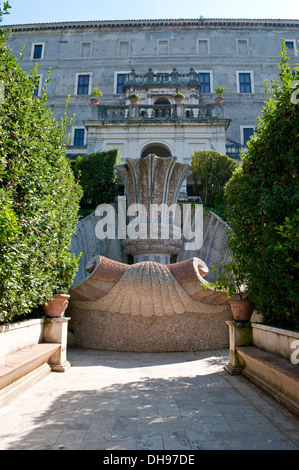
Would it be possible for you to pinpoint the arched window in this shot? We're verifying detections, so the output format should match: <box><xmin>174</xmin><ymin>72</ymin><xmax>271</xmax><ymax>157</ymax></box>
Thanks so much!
<box><xmin>141</xmin><ymin>144</ymin><xmax>171</xmax><ymax>158</ymax></box>
<box><xmin>154</xmin><ymin>98</ymin><xmax>171</xmax><ymax>118</ymax></box>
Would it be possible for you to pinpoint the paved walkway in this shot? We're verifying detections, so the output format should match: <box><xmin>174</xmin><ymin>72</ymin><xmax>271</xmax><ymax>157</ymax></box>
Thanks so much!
<box><xmin>0</xmin><ymin>348</ymin><xmax>298</xmax><ymax>451</ymax></box>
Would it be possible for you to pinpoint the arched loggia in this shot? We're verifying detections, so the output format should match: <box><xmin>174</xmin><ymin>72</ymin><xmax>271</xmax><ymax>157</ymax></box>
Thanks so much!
<box><xmin>140</xmin><ymin>143</ymin><xmax>172</xmax><ymax>158</ymax></box>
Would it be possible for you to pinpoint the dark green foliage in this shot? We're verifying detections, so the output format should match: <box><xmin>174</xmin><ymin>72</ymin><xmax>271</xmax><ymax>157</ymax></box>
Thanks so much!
<box><xmin>0</xmin><ymin>32</ymin><xmax>82</xmax><ymax>322</ymax></box>
<box><xmin>225</xmin><ymin>42</ymin><xmax>299</xmax><ymax>331</ymax></box>
<box><xmin>191</xmin><ymin>150</ymin><xmax>238</xmax><ymax>207</ymax></box>
<box><xmin>73</xmin><ymin>149</ymin><xmax>120</xmax><ymax>209</ymax></box>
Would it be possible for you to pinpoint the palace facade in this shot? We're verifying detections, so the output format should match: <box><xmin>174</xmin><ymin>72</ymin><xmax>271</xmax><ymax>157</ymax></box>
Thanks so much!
<box><xmin>2</xmin><ymin>18</ymin><xmax>299</xmax><ymax>178</ymax></box>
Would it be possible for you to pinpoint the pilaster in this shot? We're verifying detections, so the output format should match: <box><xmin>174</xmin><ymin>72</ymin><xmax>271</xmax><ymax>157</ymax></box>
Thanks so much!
<box><xmin>43</xmin><ymin>317</ymin><xmax>71</xmax><ymax>372</ymax></box>
<box><xmin>225</xmin><ymin>321</ymin><xmax>252</xmax><ymax>375</ymax></box>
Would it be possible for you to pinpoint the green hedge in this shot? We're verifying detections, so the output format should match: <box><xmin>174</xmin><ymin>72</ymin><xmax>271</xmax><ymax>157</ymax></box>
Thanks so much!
<box><xmin>73</xmin><ymin>149</ymin><xmax>120</xmax><ymax>209</ymax></box>
<box><xmin>0</xmin><ymin>32</ymin><xmax>82</xmax><ymax>323</ymax></box>
<box><xmin>191</xmin><ymin>150</ymin><xmax>238</xmax><ymax>207</ymax></box>
<box><xmin>225</xmin><ymin>42</ymin><xmax>299</xmax><ymax>331</ymax></box>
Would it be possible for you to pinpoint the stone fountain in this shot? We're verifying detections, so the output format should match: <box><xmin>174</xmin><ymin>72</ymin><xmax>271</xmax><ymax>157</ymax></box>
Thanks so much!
<box><xmin>67</xmin><ymin>154</ymin><xmax>233</xmax><ymax>352</ymax></box>
<box><xmin>116</xmin><ymin>154</ymin><xmax>189</xmax><ymax>264</ymax></box>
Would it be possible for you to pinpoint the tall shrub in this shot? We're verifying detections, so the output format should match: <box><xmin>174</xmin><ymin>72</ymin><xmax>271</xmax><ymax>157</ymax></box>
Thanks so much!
<box><xmin>191</xmin><ymin>150</ymin><xmax>238</xmax><ymax>206</ymax></box>
<box><xmin>0</xmin><ymin>31</ymin><xmax>82</xmax><ymax>322</ymax></box>
<box><xmin>225</xmin><ymin>42</ymin><xmax>299</xmax><ymax>330</ymax></box>
<box><xmin>73</xmin><ymin>149</ymin><xmax>120</xmax><ymax>209</ymax></box>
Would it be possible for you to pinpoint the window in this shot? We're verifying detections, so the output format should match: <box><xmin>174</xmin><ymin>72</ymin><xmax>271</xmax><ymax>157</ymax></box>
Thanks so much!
<box><xmin>198</xmin><ymin>73</ymin><xmax>210</xmax><ymax>93</ymax></box>
<box><xmin>119</xmin><ymin>41</ymin><xmax>129</xmax><ymax>57</ymax></box>
<box><xmin>116</xmin><ymin>73</ymin><xmax>127</xmax><ymax>94</ymax></box>
<box><xmin>81</xmin><ymin>43</ymin><xmax>91</xmax><ymax>58</ymax></box>
<box><xmin>238</xmin><ymin>72</ymin><xmax>252</xmax><ymax>93</ymax></box>
<box><xmin>158</xmin><ymin>40</ymin><xmax>168</xmax><ymax>55</ymax></box>
<box><xmin>198</xmin><ymin>39</ymin><xmax>209</xmax><ymax>55</ymax></box>
<box><xmin>33</xmin><ymin>75</ymin><xmax>42</xmax><ymax>97</ymax></box>
<box><xmin>241</xmin><ymin>127</ymin><xmax>254</xmax><ymax>146</ymax></box>
<box><xmin>285</xmin><ymin>41</ymin><xmax>294</xmax><ymax>49</ymax></box>
<box><xmin>77</xmin><ymin>74</ymin><xmax>90</xmax><ymax>95</ymax></box>
<box><xmin>74</xmin><ymin>129</ymin><xmax>85</xmax><ymax>147</ymax></box>
<box><xmin>31</xmin><ymin>43</ymin><xmax>44</xmax><ymax>60</ymax></box>
<box><xmin>237</xmin><ymin>39</ymin><xmax>248</xmax><ymax>55</ymax></box>
<box><xmin>156</xmin><ymin>73</ymin><xmax>169</xmax><ymax>83</ymax></box>
<box><xmin>285</xmin><ymin>40</ymin><xmax>297</xmax><ymax>55</ymax></box>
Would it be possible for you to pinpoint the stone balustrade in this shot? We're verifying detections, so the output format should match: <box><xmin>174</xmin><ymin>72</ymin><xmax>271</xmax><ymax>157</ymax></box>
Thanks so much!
<box><xmin>94</xmin><ymin>102</ymin><xmax>224</xmax><ymax>122</ymax></box>
<box><xmin>124</xmin><ymin>67</ymin><xmax>201</xmax><ymax>88</ymax></box>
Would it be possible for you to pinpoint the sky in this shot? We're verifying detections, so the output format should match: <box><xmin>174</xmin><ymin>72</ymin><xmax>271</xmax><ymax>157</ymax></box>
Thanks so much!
<box><xmin>1</xmin><ymin>0</ymin><xmax>299</xmax><ymax>25</ymax></box>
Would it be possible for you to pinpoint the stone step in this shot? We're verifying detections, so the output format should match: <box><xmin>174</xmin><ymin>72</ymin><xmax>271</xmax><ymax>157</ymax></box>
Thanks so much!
<box><xmin>0</xmin><ymin>343</ymin><xmax>60</xmax><ymax>407</ymax></box>
<box><xmin>236</xmin><ymin>346</ymin><xmax>299</xmax><ymax>417</ymax></box>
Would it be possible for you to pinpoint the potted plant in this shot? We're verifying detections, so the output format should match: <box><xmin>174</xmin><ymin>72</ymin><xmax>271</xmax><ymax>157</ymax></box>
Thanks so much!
<box><xmin>129</xmin><ymin>93</ymin><xmax>140</xmax><ymax>104</ymax></box>
<box><xmin>213</xmin><ymin>86</ymin><xmax>226</xmax><ymax>104</ymax></box>
<box><xmin>43</xmin><ymin>250</ymin><xmax>81</xmax><ymax>318</ymax></box>
<box><xmin>174</xmin><ymin>92</ymin><xmax>185</xmax><ymax>103</ymax></box>
<box><xmin>90</xmin><ymin>87</ymin><xmax>103</xmax><ymax>105</ymax></box>
<box><xmin>205</xmin><ymin>259</ymin><xmax>254</xmax><ymax>321</ymax></box>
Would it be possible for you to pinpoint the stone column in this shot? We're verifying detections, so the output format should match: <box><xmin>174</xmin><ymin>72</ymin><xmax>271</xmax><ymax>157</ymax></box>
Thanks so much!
<box><xmin>43</xmin><ymin>317</ymin><xmax>71</xmax><ymax>372</ymax></box>
<box><xmin>224</xmin><ymin>321</ymin><xmax>252</xmax><ymax>375</ymax></box>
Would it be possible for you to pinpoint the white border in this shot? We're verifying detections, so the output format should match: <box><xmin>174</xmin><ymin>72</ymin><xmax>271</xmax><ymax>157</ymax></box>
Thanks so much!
<box><xmin>119</xmin><ymin>40</ymin><xmax>130</xmax><ymax>57</ymax></box>
<box><xmin>236</xmin><ymin>70</ymin><xmax>254</xmax><ymax>93</ymax></box>
<box><xmin>284</xmin><ymin>39</ymin><xmax>298</xmax><ymax>55</ymax></box>
<box><xmin>31</xmin><ymin>42</ymin><xmax>45</xmax><ymax>60</ymax></box>
<box><xmin>195</xmin><ymin>69</ymin><xmax>213</xmax><ymax>93</ymax></box>
<box><xmin>80</xmin><ymin>42</ymin><xmax>92</xmax><ymax>58</ymax></box>
<box><xmin>197</xmin><ymin>39</ymin><xmax>210</xmax><ymax>55</ymax></box>
<box><xmin>72</xmin><ymin>126</ymin><xmax>87</xmax><ymax>147</ymax></box>
<box><xmin>34</xmin><ymin>74</ymin><xmax>43</xmax><ymax>97</ymax></box>
<box><xmin>236</xmin><ymin>38</ymin><xmax>249</xmax><ymax>55</ymax></box>
<box><xmin>157</xmin><ymin>39</ymin><xmax>169</xmax><ymax>55</ymax></box>
<box><xmin>240</xmin><ymin>125</ymin><xmax>255</xmax><ymax>146</ymax></box>
<box><xmin>113</xmin><ymin>70</ymin><xmax>130</xmax><ymax>94</ymax></box>
<box><xmin>74</xmin><ymin>72</ymin><xmax>92</xmax><ymax>95</ymax></box>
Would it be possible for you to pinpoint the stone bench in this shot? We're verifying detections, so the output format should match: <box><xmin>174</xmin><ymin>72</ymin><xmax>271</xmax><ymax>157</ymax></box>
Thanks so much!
<box><xmin>0</xmin><ymin>317</ymin><xmax>71</xmax><ymax>408</ymax></box>
<box><xmin>0</xmin><ymin>343</ymin><xmax>63</xmax><ymax>407</ymax></box>
<box><xmin>236</xmin><ymin>346</ymin><xmax>299</xmax><ymax>417</ymax></box>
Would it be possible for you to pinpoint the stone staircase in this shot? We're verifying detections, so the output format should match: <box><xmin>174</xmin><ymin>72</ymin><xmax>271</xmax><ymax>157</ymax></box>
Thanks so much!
<box><xmin>236</xmin><ymin>346</ymin><xmax>299</xmax><ymax>417</ymax></box>
<box><xmin>0</xmin><ymin>343</ymin><xmax>61</xmax><ymax>407</ymax></box>
<box><xmin>0</xmin><ymin>318</ymin><xmax>71</xmax><ymax>408</ymax></box>
<box><xmin>225</xmin><ymin>320</ymin><xmax>299</xmax><ymax>417</ymax></box>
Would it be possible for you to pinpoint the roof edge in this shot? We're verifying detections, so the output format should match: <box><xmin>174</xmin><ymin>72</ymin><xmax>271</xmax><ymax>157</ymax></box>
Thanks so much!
<box><xmin>1</xmin><ymin>17</ymin><xmax>299</xmax><ymax>30</ymax></box>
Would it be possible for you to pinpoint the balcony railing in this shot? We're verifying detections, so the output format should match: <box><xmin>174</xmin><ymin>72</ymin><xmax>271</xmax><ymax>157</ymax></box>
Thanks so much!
<box><xmin>124</xmin><ymin>68</ymin><xmax>201</xmax><ymax>88</ymax></box>
<box><xmin>94</xmin><ymin>103</ymin><xmax>224</xmax><ymax>122</ymax></box>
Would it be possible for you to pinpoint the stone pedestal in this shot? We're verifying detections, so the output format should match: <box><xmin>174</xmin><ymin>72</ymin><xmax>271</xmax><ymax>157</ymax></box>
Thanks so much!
<box><xmin>224</xmin><ymin>321</ymin><xmax>252</xmax><ymax>375</ymax></box>
<box><xmin>43</xmin><ymin>317</ymin><xmax>71</xmax><ymax>372</ymax></box>
<box><xmin>122</xmin><ymin>223</ymin><xmax>182</xmax><ymax>264</ymax></box>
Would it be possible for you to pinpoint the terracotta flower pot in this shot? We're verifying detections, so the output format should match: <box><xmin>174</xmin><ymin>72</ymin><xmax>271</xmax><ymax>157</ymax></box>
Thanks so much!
<box><xmin>229</xmin><ymin>298</ymin><xmax>254</xmax><ymax>322</ymax></box>
<box><xmin>215</xmin><ymin>96</ymin><xmax>224</xmax><ymax>104</ymax></box>
<box><xmin>90</xmin><ymin>98</ymin><xmax>100</xmax><ymax>105</ymax></box>
<box><xmin>43</xmin><ymin>294</ymin><xmax>70</xmax><ymax>318</ymax></box>
<box><xmin>174</xmin><ymin>97</ymin><xmax>184</xmax><ymax>104</ymax></box>
<box><xmin>130</xmin><ymin>98</ymin><xmax>139</xmax><ymax>104</ymax></box>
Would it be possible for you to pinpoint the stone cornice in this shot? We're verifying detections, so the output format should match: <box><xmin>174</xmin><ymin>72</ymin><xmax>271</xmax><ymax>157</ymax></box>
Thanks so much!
<box><xmin>1</xmin><ymin>17</ymin><xmax>299</xmax><ymax>32</ymax></box>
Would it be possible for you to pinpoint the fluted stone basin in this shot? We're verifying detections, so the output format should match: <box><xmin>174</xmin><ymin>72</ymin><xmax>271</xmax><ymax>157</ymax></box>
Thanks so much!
<box><xmin>68</xmin><ymin>256</ymin><xmax>233</xmax><ymax>351</ymax></box>
<box><xmin>68</xmin><ymin>154</ymin><xmax>233</xmax><ymax>351</ymax></box>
